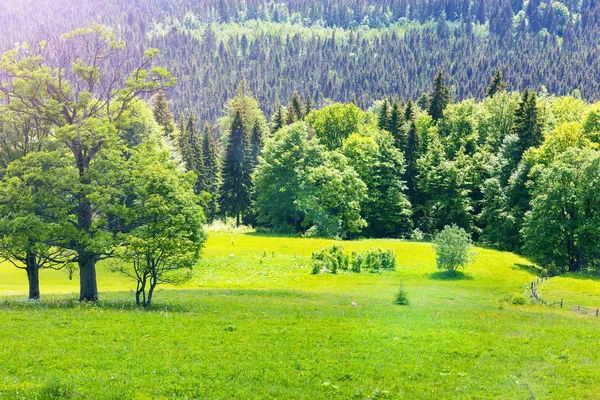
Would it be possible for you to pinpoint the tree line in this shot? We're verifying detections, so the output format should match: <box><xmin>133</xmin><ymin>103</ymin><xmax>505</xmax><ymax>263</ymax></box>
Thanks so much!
<box><xmin>166</xmin><ymin>64</ymin><xmax>600</xmax><ymax>276</ymax></box>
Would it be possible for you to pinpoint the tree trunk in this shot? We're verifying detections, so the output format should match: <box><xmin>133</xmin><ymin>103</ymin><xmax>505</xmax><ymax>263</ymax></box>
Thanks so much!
<box><xmin>25</xmin><ymin>251</ymin><xmax>40</xmax><ymax>301</ymax></box>
<box><xmin>236</xmin><ymin>212</ymin><xmax>240</xmax><ymax>227</ymax></box>
<box><xmin>79</xmin><ymin>252</ymin><xmax>98</xmax><ymax>301</ymax></box>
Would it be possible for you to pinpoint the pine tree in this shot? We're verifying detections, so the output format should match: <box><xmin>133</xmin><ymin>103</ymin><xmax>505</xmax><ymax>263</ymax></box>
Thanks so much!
<box><xmin>417</xmin><ymin>93</ymin><xmax>429</xmax><ymax>110</ymax></box>
<box><xmin>511</xmin><ymin>89</ymin><xmax>543</xmax><ymax>155</ymax></box>
<box><xmin>378</xmin><ymin>99</ymin><xmax>391</xmax><ymax>131</ymax></box>
<box><xmin>389</xmin><ymin>100</ymin><xmax>406</xmax><ymax>150</ymax></box>
<box><xmin>219</xmin><ymin>110</ymin><xmax>252</xmax><ymax>226</ymax></box>
<box><xmin>182</xmin><ymin>111</ymin><xmax>204</xmax><ymax>194</ymax></box>
<box><xmin>428</xmin><ymin>70</ymin><xmax>452</xmax><ymax>122</ymax></box>
<box><xmin>271</xmin><ymin>105</ymin><xmax>286</xmax><ymax>134</ymax></box>
<box><xmin>250</xmin><ymin>122</ymin><xmax>263</xmax><ymax>170</ymax></box>
<box><xmin>201</xmin><ymin>122</ymin><xmax>220</xmax><ymax>222</ymax></box>
<box><xmin>152</xmin><ymin>90</ymin><xmax>176</xmax><ymax>140</ymax></box>
<box><xmin>486</xmin><ymin>68</ymin><xmax>508</xmax><ymax>98</ymax></box>
<box><xmin>404</xmin><ymin>100</ymin><xmax>415</xmax><ymax>122</ymax></box>
<box><xmin>405</xmin><ymin>114</ymin><xmax>419</xmax><ymax>207</ymax></box>
<box><xmin>305</xmin><ymin>93</ymin><xmax>315</xmax><ymax>116</ymax></box>
<box><xmin>287</xmin><ymin>91</ymin><xmax>304</xmax><ymax>124</ymax></box>
<box><xmin>177</xmin><ymin>117</ymin><xmax>187</xmax><ymax>159</ymax></box>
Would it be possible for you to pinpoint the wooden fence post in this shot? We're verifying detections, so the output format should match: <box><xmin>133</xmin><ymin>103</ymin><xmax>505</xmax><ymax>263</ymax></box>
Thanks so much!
<box><xmin>560</xmin><ymin>299</ymin><xmax>563</xmax><ymax>308</ymax></box>
<box><xmin>596</xmin><ymin>309</ymin><xmax>599</xmax><ymax>317</ymax></box>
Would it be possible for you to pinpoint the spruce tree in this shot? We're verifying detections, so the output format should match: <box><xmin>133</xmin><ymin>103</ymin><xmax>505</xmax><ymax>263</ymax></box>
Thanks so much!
<box><xmin>378</xmin><ymin>99</ymin><xmax>391</xmax><ymax>132</ymax></box>
<box><xmin>405</xmin><ymin>114</ymin><xmax>419</xmax><ymax>206</ymax></box>
<box><xmin>152</xmin><ymin>90</ymin><xmax>176</xmax><ymax>140</ymax></box>
<box><xmin>511</xmin><ymin>89</ymin><xmax>543</xmax><ymax>154</ymax></box>
<box><xmin>428</xmin><ymin>70</ymin><xmax>451</xmax><ymax>122</ymax></box>
<box><xmin>219</xmin><ymin>110</ymin><xmax>251</xmax><ymax>226</ymax></box>
<box><xmin>271</xmin><ymin>105</ymin><xmax>286</xmax><ymax>134</ymax></box>
<box><xmin>183</xmin><ymin>111</ymin><xmax>204</xmax><ymax>194</ymax></box>
<box><xmin>417</xmin><ymin>93</ymin><xmax>429</xmax><ymax>110</ymax></box>
<box><xmin>250</xmin><ymin>122</ymin><xmax>263</xmax><ymax>170</ymax></box>
<box><xmin>287</xmin><ymin>91</ymin><xmax>304</xmax><ymax>124</ymax></box>
<box><xmin>305</xmin><ymin>93</ymin><xmax>315</xmax><ymax>116</ymax></box>
<box><xmin>389</xmin><ymin>100</ymin><xmax>406</xmax><ymax>150</ymax></box>
<box><xmin>201</xmin><ymin>122</ymin><xmax>220</xmax><ymax>222</ymax></box>
<box><xmin>486</xmin><ymin>68</ymin><xmax>508</xmax><ymax>98</ymax></box>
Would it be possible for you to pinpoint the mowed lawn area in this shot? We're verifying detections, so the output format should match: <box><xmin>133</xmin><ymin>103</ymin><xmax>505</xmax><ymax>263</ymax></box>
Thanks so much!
<box><xmin>1</xmin><ymin>232</ymin><xmax>599</xmax><ymax>399</ymax></box>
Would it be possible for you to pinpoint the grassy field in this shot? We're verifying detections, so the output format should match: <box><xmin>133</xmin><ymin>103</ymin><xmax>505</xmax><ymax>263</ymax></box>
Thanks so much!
<box><xmin>1</xmin><ymin>232</ymin><xmax>599</xmax><ymax>399</ymax></box>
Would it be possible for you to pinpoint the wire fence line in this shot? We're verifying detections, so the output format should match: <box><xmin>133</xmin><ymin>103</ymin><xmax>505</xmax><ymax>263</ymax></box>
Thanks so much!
<box><xmin>530</xmin><ymin>276</ymin><xmax>600</xmax><ymax>317</ymax></box>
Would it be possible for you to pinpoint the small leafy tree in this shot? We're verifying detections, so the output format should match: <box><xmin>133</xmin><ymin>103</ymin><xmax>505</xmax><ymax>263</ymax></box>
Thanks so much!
<box><xmin>433</xmin><ymin>225</ymin><xmax>476</xmax><ymax>275</ymax></box>
<box><xmin>116</xmin><ymin>142</ymin><xmax>207</xmax><ymax>306</ymax></box>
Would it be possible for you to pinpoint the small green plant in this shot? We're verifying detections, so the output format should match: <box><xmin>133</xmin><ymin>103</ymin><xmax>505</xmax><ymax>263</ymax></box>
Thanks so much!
<box><xmin>311</xmin><ymin>245</ymin><xmax>349</xmax><ymax>274</ymax></box>
<box><xmin>433</xmin><ymin>225</ymin><xmax>477</xmax><ymax>275</ymax></box>
<box><xmin>394</xmin><ymin>282</ymin><xmax>410</xmax><ymax>305</ymax></box>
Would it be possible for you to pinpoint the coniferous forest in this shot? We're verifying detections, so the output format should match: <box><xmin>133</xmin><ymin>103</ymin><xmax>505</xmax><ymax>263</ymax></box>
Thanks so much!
<box><xmin>1</xmin><ymin>0</ymin><xmax>600</xmax><ymax>123</ymax></box>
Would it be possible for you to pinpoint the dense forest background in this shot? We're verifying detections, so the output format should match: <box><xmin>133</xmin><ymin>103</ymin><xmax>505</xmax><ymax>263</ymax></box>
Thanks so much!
<box><xmin>1</xmin><ymin>0</ymin><xmax>600</xmax><ymax>124</ymax></box>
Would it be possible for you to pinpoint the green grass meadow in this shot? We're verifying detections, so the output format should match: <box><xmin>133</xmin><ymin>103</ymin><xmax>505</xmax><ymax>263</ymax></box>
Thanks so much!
<box><xmin>1</xmin><ymin>232</ymin><xmax>599</xmax><ymax>399</ymax></box>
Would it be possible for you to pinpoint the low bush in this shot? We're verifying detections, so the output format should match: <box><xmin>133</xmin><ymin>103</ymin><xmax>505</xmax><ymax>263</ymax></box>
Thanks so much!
<box><xmin>312</xmin><ymin>247</ymin><xmax>396</xmax><ymax>274</ymax></box>
<box><xmin>311</xmin><ymin>245</ymin><xmax>349</xmax><ymax>274</ymax></box>
<box><xmin>360</xmin><ymin>248</ymin><xmax>396</xmax><ymax>273</ymax></box>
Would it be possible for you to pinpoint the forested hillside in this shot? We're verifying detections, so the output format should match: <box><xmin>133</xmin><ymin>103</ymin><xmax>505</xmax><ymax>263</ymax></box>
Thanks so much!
<box><xmin>2</xmin><ymin>0</ymin><xmax>600</xmax><ymax>123</ymax></box>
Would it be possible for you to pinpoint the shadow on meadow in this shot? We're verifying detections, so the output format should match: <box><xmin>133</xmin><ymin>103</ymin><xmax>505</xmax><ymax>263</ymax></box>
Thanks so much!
<box><xmin>511</xmin><ymin>263</ymin><xmax>546</xmax><ymax>276</ymax></box>
<box><xmin>0</xmin><ymin>293</ymin><xmax>193</xmax><ymax>313</ymax></box>
<box><xmin>429</xmin><ymin>271</ymin><xmax>474</xmax><ymax>281</ymax></box>
<box><xmin>0</xmin><ymin>288</ymin><xmax>322</xmax><ymax>313</ymax></box>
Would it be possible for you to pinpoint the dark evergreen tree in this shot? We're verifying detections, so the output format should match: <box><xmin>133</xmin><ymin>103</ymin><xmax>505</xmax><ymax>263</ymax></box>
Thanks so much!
<box><xmin>389</xmin><ymin>100</ymin><xmax>406</xmax><ymax>150</ymax></box>
<box><xmin>182</xmin><ymin>111</ymin><xmax>204</xmax><ymax>194</ymax></box>
<box><xmin>152</xmin><ymin>90</ymin><xmax>176</xmax><ymax>140</ymax></box>
<box><xmin>511</xmin><ymin>89</ymin><xmax>543</xmax><ymax>155</ymax></box>
<box><xmin>417</xmin><ymin>93</ymin><xmax>429</xmax><ymax>110</ymax></box>
<box><xmin>287</xmin><ymin>91</ymin><xmax>304</xmax><ymax>124</ymax></box>
<box><xmin>201</xmin><ymin>122</ymin><xmax>220</xmax><ymax>222</ymax></box>
<box><xmin>404</xmin><ymin>104</ymin><xmax>420</xmax><ymax>209</ymax></box>
<box><xmin>219</xmin><ymin>110</ymin><xmax>252</xmax><ymax>226</ymax></box>
<box><xmin>428</xmin><ymin>71</ymin><xmax>452</xmax><ymax>122</ymax></box>
<box><xmin>486</xmin><ymin>68</ymin><xmax>508</xmax><ymax>98</ymax></box>
<box><xmin>378</xmin><ymin>99</ymin><xmax>391</xmax><ymax>131</ymax></box>
<box><xmin>305</xmin><ymin>93</ymin><xmax>315</xmax><ymax>116</ymax></box>
<box><xmin>271</xmin><ymin>105</ymin><xmax>286</xmax><ymax>134</ymax></box>
<box><xmin>250</xmin><ymin>122</ymin><xmax>263</xmax><ymax>170</ymax></box>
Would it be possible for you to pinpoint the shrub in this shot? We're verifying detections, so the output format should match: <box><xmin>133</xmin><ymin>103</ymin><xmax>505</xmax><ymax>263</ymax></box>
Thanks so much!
<box><xmin>433</xmin><ymin>225</ymin><xmax>477</xmax><ymax>275</ymax></box>
<box><xmin>361</xmin><ymin>248</ymin><xmax>396</xmax><ymax>273</ymax></box>
<box><xmin>311</xmin><ymin>247</ymin><xmax>396</xmax><ymax>275</ymax></box>
<box><xmin>311</xmin><ymin>245</ymin><xmax>349</xmax><ymax>274</ymax></box>
<box><xmin>351</xmin><ymin>251</ymin><xmax>363</xmax><ymax>272</ymax></box>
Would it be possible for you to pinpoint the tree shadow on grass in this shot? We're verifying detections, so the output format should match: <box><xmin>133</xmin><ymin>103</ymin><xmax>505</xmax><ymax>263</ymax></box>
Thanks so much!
<box><xmin>429</xmin><ymin>270</ymin><xmax>474</xmax><ymax>281</ymax></box>
<box><xmin>0</xmin><ymin>293</ymin><xmax>193</xmax><ymax>313</ymax></box>
<box><xmin>511</xmin><ymin>263</ymin><xmax>546</xmax><ymax>276</ymax></box>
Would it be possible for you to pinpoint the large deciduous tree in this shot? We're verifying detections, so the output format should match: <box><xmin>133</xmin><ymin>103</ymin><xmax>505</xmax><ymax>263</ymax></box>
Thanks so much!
<box><xmin>0</xmin><ymin>24</ymin><xmax>175</xmax><ymax>301</ymax></box>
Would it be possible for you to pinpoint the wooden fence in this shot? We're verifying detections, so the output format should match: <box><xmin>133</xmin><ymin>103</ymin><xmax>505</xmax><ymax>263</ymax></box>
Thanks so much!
<box><xmin>530</xmin><ymin>276</ymin><xmax>600</xmax><ymax>317</ymax></box>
